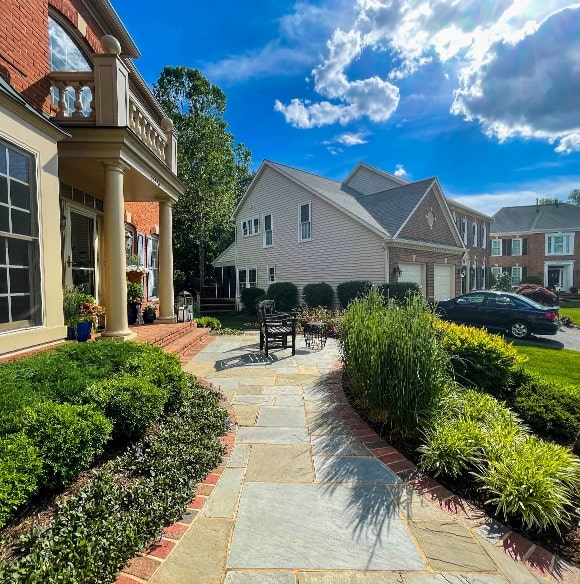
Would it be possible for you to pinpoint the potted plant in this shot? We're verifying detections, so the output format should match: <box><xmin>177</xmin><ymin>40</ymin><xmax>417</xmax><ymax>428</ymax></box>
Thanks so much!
<box><xmin>142</xmin><ymin>304</ymin><xmax>157</xmax><ymax>324</ymax></box>
<box><xmin>62</xmin><ymin>286</ymin><xmax>98</xmax><ymax>340</ymax></box>
<box><xmin>75</xmin><ymin>301</ymin><xmax>100</xmax><ymax>342</ymax></box>
<box><xmin>127</xmin><ymin>281</ymin><xmax>144</xmax><ymax>325</ymax></box>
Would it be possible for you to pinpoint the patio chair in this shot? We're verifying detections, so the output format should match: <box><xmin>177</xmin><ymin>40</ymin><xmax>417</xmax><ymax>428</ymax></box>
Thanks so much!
<box><xmin>258</xmin><ymin>301</ymin><xmax>296</xmax><ymax>357</ymax></box>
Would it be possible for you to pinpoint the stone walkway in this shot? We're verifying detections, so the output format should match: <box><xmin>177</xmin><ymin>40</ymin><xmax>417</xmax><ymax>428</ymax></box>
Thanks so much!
<box><xmin>122</xmin><ymin>334</ymin><xmax>579</xmax><ymax>584</ymax></box>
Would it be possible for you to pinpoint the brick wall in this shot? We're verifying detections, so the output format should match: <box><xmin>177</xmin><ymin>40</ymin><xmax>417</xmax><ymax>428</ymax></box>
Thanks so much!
<box><xmin>0</xmin><ymin>0</ymin><xmax>104</xmax><ymax>111</ymax></box>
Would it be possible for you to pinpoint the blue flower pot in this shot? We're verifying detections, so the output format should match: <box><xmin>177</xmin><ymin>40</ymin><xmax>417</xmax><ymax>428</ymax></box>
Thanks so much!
<box><xmin>76</xmin><ymin>321</ymin><xmax>92</xmax><ymax>342</ymax></box>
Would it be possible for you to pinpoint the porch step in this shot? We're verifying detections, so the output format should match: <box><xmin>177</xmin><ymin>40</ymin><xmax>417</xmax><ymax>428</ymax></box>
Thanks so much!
<box><xmin>200</xmin><ymin>298</ymin><xmax>236</xmax><ymax>316</ymax></box>
<box><xmin>160</xmin><ymin>326</ymin><xmax>213</xmax><ymax>363</ymax></box>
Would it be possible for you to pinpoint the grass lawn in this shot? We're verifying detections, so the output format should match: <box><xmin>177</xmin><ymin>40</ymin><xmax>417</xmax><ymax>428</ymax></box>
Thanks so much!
<box><xmin>513</xmin><ymin>343</ymin><xmax>580</xmax><ymax>386</ymax></box>
<box><xmin>559</xmin><ymin>304</ymin><xmax>580</xmax><ymax>325</ymax></box>
<box><xmin>213</xmin><ymin>313</ymin><xmax>258</xmax><ymax>330</ymax></box>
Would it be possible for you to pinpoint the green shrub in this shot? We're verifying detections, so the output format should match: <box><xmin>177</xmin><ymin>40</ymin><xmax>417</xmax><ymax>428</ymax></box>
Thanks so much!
<box><xmin>302</xmin><ymin>282</ymin><xmax>334</xmax><ymax>309</ymax></box>
<box><xmin>197</xmin><ymin>316</ymin><xmax>221</xmax><ymax>330</ymax></box>
<box><xmin>490</xmin><ymin>272</ymin><xmax>513</xmax><ymax>291</ymax></box>
<box><xmin>126</xmin><ymin>281</ymin><xmax>144</xmax><ymax>303</ymax></box>
<box><xmin>511</xmin><ymin>374</ymin><xmax>580</xmax><ymax>442</ymax></box>
<box><xmin>520</xmin><ymin>275</ymin><xmax>543</xmax><ymax>285</ymax></box>
<box><xmin>341</xmin><ymin>289</ymin><xmax>449</xmax><ymax>436</ymax></box>
<box><xmin>62</xmin><ymin>286</ymin><xmax>96</xmax><ymax>327</ymax></box>
<box><xmin>474</xmin><ymin>436</ymin><xmax>580</xmax><ymax>534</ymax></box>
<box><xmin>437</xmin><ymin>320</ymin><xmax>524</xmax><ymax>397</ymax></box>
<box><xmin>266</xmin><ymin>282</ymin><xmax>299</xmax><ymax>312</ymax></box>
<box><xmin>20</xmin><ymin>401</ymin><xmax>112</xmax><ymax>489</ymax></box>
<box><xmin>241</xmin><ymin>287</ymin><xmax>266</xmax><ymax>312</ymax></box>
<box><xmin>336</xmin><ymin>280</ymin><xmax>371</xmax><ymax>308</ymax></box>
<box><xmin>82</xmin><ymin>375</ymin><xmax>168</xmax><ymax>441</ymax></box>
<box><xmin>0</xmin><ymin>377</ymin><xmax>226</xmax><ymax>583</ymax></box>
<box><xmin>0</xmin><ymin>433</ymin><xmax>42</xmax><ymax>528</ymax></box>
<box><xmin>378</xmin><ymin>282</ymin><xmax>422</xmax><ymax>304</ymax></box>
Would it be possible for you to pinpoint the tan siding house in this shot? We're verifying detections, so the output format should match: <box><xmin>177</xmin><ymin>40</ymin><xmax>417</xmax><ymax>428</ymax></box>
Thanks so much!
<box><xmin>216</xmin><ymin>160</ymin><xmax>491</xmax><ymax>307</ymax></box>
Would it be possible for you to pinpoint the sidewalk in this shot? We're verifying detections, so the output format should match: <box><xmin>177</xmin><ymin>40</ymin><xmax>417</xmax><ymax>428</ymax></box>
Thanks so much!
<box><xmin>122</xmin><ymin>334</ymin><xmax>579</xmax><ymax>584</ymax></box>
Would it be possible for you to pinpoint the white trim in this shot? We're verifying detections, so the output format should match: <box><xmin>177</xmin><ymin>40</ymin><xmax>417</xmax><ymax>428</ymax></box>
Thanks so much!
<box><xmin>263</xmin><ymin>213</ymin><xmax>273</xmax><ymax>248</ymax></box>
<box><xmin>298</xmin><ymin>201</ymin><xmax>312</xmax><ymax>242</ymax></box>
<box><xmin>545</xmin><ymin>232</ymin><xmax>574</xmax><ymax>256</ymax></box>
<box><xmin>237</xmin><ymin>267</ymin><xmax>258</xmax><ymax>297</ymax></box>
<box><xmin>511</xmin><ymin>237</ymin><xmax>522</xmax><ymax>256</ymax></box>
<box><xmin>490</xmin><ymin>239</ymin><xmax>502</xmax><ymax>256</ymax></box>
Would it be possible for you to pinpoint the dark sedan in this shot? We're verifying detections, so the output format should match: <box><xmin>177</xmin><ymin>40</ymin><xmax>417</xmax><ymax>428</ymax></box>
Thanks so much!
<box><xmin>436</xmin><ymin>291</ymin><xmax>560</xmax><ymax>339</ymax></box>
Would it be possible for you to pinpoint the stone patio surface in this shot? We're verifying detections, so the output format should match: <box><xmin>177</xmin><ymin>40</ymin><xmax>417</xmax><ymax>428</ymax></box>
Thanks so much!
<box><xmin>140</xmin><ymin>334</ymin><xmax>574</xmax><ymax>584</ymax></box>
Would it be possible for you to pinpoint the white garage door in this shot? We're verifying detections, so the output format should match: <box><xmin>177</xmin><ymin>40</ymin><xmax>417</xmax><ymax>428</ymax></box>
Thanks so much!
<box><xmin>434</xmin><ymin>264</ymin><xmax>454</xmax><ymax>300</ymax></box>
<box><xmin>398</xmin><ymin>263</ymin><xmax>424</xmax><ymax>291</ymax></box>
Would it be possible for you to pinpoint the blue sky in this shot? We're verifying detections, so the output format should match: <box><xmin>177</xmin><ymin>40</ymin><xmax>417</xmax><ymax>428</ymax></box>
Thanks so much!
<box><xmin>114</xmin><ymin>0</ymin><xmax>580</xmax><ymax>216</ymax></box>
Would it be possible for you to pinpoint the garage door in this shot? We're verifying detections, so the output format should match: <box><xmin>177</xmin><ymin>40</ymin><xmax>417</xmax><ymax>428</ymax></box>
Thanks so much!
<box><xmin>434</xmin><ymin>264</ymin><xmax>454</xmax><ymax>300</ymax></box>
<box><xmin>398</xmin><ymin>263</ymin><xmax>424</xmax><ymax>291</ymax></box>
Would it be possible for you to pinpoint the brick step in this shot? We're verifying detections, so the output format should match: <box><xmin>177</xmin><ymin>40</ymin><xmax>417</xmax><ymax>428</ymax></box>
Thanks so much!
<box><xmin>161</xmin><ymin>327</ymin><xmax>212</xmax><ymax>358</ymax></box>
<box><xmin>141</xmin><ymin>321</ymin><xmax>198</xmax><ymax>348</ymax></box>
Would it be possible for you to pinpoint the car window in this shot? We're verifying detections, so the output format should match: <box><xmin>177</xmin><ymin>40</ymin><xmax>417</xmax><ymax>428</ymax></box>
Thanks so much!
<box><xmin>457</xmin><ymin>294</ymin><xmax>485</xmax><ymax>305</ymax></box>
<box><xmin>495</xmin><ymin>296</ymin><xmax>516</xmax><ymax>307</ymax></box>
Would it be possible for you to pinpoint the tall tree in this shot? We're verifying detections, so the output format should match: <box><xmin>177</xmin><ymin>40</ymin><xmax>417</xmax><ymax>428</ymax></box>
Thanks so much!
<box><xmin>568</xmin><ymin>189</ymin><xmax>580</xmax><ymax>206</ymax></box>
<box><xmin>153</xmin><ymin>67</ymin><xmax>252</xmax><ymax>291</ymax></box>
<box><xmin>538</xmin><ymin>197</ymin><xmax>558</xmax><ymax>205</ymax></box>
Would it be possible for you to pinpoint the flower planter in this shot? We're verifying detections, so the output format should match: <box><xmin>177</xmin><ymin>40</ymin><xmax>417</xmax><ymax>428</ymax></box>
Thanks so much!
<box><xmin>127</xmin><ymin>302</ymin><xmax>141</xmax><ymax>325</ymax></box>
<box><xmin>76</xmin><ymin>321</ymin><xmax>92</xmax><ymax>342</ymax></box>
<box><xmin>143</xmin><ymin>312</ymin><xmax>156</xmax><ymax>324</ymax></box>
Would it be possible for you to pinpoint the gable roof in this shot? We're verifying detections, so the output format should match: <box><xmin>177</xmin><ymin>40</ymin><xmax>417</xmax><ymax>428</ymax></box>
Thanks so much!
<box><xmin>492</xmin><ymin>203</ymin><xmax>580</xmax><ymax>233</ymax></box>
<box><xmin>343</xmin><ymin>161</ymin><xmax>408</xmax><ymax>194</ymax></box>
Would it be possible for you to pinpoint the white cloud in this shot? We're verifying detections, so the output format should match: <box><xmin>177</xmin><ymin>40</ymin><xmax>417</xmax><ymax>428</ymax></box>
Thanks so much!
<box><xmin>335</xmin><ymin>132</ymin><xmax>369</xmax><ymax>145</ymax></box>
<box><xmin>272</xmin><ymin>0</ymin><xmax>580</xmax><ymax>152</ymax></box>
<box><xmin>394</xmin><ymin>163</ymin><xmax>407</xmax><ymax>177</ymax></box>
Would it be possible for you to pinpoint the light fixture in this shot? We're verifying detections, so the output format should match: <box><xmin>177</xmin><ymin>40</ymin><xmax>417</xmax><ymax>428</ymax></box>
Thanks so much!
<box><xmin>458</xmin><ymin>267</ymin><xmax>466</xmax><ymax>278</ymax></box>
<box><xmin>393</xmin><ymin>265</ymin><xmax>403</xmax><ymax>278</ymax></box>
<box><xmin>125</xmin><ymin>229</ymin><xmax>133</xmax><ymax>252</ymax></box>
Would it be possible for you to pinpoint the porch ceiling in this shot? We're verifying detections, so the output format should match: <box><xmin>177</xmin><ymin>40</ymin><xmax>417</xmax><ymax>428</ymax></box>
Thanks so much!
<box><xmin>57</xmin><ymin>127</ymin><xmax>184</xmax><ymax>203</ymax></box>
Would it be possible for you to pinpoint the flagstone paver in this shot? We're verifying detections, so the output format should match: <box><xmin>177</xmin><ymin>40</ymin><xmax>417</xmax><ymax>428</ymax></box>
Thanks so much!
<box><xmin>121</xmin><ymin>334</ymin><xmax>577</xmax><ymax>584</ymax></box>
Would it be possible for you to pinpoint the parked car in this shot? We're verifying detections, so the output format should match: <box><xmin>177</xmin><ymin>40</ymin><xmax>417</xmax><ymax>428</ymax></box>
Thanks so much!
<box><xmin>436</xmin><ymin>291</ymin><xmax>560</xmax><ymax>338</ymax></box>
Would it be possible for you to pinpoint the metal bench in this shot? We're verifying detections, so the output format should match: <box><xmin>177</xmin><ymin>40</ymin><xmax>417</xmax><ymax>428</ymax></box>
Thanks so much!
<box><xmin>257</xmin><ymin>301</ymin><xmax>296</xmax><ymax>357</ymax></box>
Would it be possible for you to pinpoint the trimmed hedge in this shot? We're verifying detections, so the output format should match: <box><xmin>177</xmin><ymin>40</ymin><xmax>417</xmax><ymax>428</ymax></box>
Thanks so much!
<box><xmin>302</xmin><ymin>282</ymin><xmax>334</xmax><ymax>309</ymax></box>
<box><xmin>0</xmin><ymin>377</ymin><xmax>226</xmax><ymax>583</ymax></box>
<box><xmin>0</xmin><ymin>433</ymin><xmax>42</xmax><ymax>528</ymax></box>
<box><xmin>336</xmin><ymin>280</ymin><xmax>371</xmax><ymax>308</ymax></box>
<box><xmin>241</xmin><ymin>287</ymin><xmax>266</xmax><ymax>312</ymax></box>
<box><xmin>266</xmin><ymin>282</ymin><xmax>298</xmax><ymax>312</ymax></box>
<box><xmin>196</xmin><ymin>316</ymin><xmax>222</xmax><ymax>330</ymax></box>
<box><xmin>378</xmin><ymin>282</ymin><xmax>422</xmax><ymax>303</ymax></box>
<box><xmin>437</xmin><ymin>320</ymin><xmax>524</xmax><ymax>397</ymax></box>
<box><xmin>82</xmin><ymin>375</ymin><xmax>169</xmax><ymax>441</ymax></box>
<box><xmin>19</xmin><ymin>401</ymin><xmax>112</xmax><ymax>489</ymax></box>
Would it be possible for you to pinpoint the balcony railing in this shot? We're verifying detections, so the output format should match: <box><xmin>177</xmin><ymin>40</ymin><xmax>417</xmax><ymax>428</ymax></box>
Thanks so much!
<box><xmin>48</xmin><ymin>53</ymin><xmax>176</xmax><ymax>171</ymax></box>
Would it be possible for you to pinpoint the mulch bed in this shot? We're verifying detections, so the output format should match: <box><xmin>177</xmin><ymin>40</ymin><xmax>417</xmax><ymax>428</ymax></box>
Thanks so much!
<box><xmin>341</xmin><ymin>376</ymin><xmax>580</xmax><ymax>567</ymax></box>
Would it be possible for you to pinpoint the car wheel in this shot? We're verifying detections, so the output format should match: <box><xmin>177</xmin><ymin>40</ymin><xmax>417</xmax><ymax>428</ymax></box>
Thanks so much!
<box><xmin>510</xmin><ymin>320</ymin><xmax>530</xmax><ymax>339</ymax></box>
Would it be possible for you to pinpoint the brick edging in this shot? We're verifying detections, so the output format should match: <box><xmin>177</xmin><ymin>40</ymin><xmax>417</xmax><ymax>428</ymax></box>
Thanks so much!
<box><xmin>326</xmin><ymin>361</ymin><xmax>578</xmax><ymax>583</ymax></box>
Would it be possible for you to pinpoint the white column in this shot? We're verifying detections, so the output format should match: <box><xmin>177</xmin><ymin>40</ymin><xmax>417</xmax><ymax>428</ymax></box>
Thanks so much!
<box><xmin>157</xmin><ymin>199</ymin><xmax>176</xmax><ymax>323</ymax></box>
<box><xmin>101</xmin><ymin>161</ymin><xmax>134</xmax><ymax>338</ymax></box>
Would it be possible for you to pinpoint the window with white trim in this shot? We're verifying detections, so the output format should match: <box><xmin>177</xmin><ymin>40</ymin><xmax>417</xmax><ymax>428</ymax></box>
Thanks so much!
<box><xmin>263</xmin><ymin>214</ymin><xmax>272</xmax><ymax>247</ymax></box>
<box><xmin>546</xmin><ymin>233</ymin><xmax>574</xmax><ymax>255</ymax></box>
<box><xmin>299</xmin><ymin>202</ymin><xmax>311</xmax><ymax>242</ymax></box>
<box><xmin>481</xmin><ymin>225</ymin><xmax>487</xmax><ymax>249</ymax></box>
<box><xmin>0</xmin><ymin>140</ymin><xmax>41</xmax><ymax>331</ymax></box>
<box><xmin>238</xmin><ymin>268</ymin><xmax>257</xmax><ymax>292</ymax></box>
<box><xmin>511</xmin><ymin>238</ymin><xmax>522</xmax><ymax>256</ymax></box>
<box><xmin>490</xmin><ymin>266</ymin><xmax>502</xmax><ymax>281</ymax></box>
<box><xmin>490</xmin><ymin>239</ymin><xmax>501</xmax><ymax>256</ymax></box>
<box><xmin>267</xmin><ymin>265</ymin><xmax>276</xmax><ymax>283</ymax></box>
<box><xmin>147</xmin><ymin>235</ymin><xmax>159</xmax><ymax>298</ymax></box>
<box><xmin>472</xmin><ymin>223</ymin><xmax>478</xmax><ymax>247</ymax></box>
<box><xmin>462</xmin><ymin>219</ymin><xmax>467</xmax><ymax>245</ymax></box>
<box><xmin>511</xmin><ymin>266</ymin><xmax>522</xmax><ymax>286</ymax></box>
<box><xmin>241</xmin><ymin>217</ymin><xmax>259</xmax><ymax>238</ymax></box>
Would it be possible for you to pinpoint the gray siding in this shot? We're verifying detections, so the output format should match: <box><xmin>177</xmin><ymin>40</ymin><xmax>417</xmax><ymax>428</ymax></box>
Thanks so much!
<box><xmin>345</xmin><ymin>166</ymin><xmax>402</xmax><ymax>195</ymax></box>
<box><xmin>235</xmin><ymin>166</ymin><xmax>386</xmax><ymax>299</ymax></box>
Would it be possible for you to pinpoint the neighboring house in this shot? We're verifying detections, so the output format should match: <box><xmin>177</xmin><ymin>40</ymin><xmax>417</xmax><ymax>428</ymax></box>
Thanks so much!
<box><xmin>214</xmin><ymin>160</ymin><xmax>492</xmax><ymax>307</ymax></box>
<box><xmin>0</xmin><ymin>0</ymin><xmax>183</xmax><ymax>355</ymax></box>
<box><xmin>490</xmin><ymin>202</ymin><xmax>580</xmax><ymax>292</ymax></box>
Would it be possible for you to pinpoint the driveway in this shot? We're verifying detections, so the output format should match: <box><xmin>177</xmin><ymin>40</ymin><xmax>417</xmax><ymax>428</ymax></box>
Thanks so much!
<box><xmin>514</xmin><ymin>324</ymin><xmax>580</xmax><ymax>351</ymax></box>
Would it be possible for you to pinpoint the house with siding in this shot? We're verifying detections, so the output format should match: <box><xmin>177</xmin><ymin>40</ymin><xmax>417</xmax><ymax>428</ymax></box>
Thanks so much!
<box><xmin>214</xmin><ymin>160</ymin><xmax>492</xmax><ymax>306</ymax></box>
<box><xmin>490</xmin><ymin>202</ymin><xmax>580</xmax><ymax>291</ymax></box>
<box><xmin>0</xmin><ymin>0</ymin><xmax>183</xmax><ymax>355</ymax></box>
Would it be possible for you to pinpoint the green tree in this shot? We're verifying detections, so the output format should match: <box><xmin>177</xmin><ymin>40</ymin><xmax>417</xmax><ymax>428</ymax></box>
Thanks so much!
<box><xmin>538</xmin><ymin>197</ymin><xmax>558</xmax><ymax>205</ymax></box>
<box><xmin>153</xmin><ymin>67</ymin><xmax>252</xmax><ymax>290</ymax></box>
<box><xmin>568</xmin><ymin>189</ymin><xmax>580</xmax><ymax>206</ymax></box>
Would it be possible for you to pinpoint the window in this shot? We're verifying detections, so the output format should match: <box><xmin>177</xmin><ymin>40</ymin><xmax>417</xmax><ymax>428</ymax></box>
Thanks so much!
<box><xmin>238</xmin><ymin>268</ymin><xmax>257</xmax><ymax>292</ymax></box>
<box><xmin>263</xmin><ymin>214</ymin><xmax>273</xmax><ymax>247</ymax></box>
<box><xmin>0</xmin><ymin>140</ymin><xmax>41</xmax><ymax>331</ymax></box>
<box><xmin>490</xmin><ymin>239</ymin><xmax>501</xmax><ymax>256</ymax></box>
<box><xmin>480</xmin><ymin>265</ymin><xmax>486</xmax><ymax>290</ymax></box>
<box><xmin>481</xmin><ymin>225</ymin><xmax>487</xmax><ymax>249</ymax></box>
<box><xmin>472</xmin><ymin>223</ymin><xmax>478</xmax><ymax>247</ymax></box>
<box><xmin>511</xmin><ymin>238</ymin><xmax>522</xmax><ymax>256</ymax></box>
<box><xmin>299</xmin><ymin>202</ymin><xmax>311</xmax><ymax>242</ymax></box>
<box><xmin>462</xmin><ymin>219</ymin><xmax>467</xmax><ymax>245</ymax></box>
<box><xmin>267</xmin><ymin>265</ymin><xmax>276</xmax><ymax>283</ymax></box>
<box><xmin>48</xmin><ymin>16</ymin><xmax>92</xmax><ymax>116</ymax></box>
<box><xmin>241</xmin><ymin>217</ymin><xmax>259</xmax><ymax>238</ymax></box>
<box><xmin>490</xmin><ymin>266</ymin><xmax>502</xmax><ymax>281</ymax></box>
<box><xmin>147</xmin><ymin>236</ymin><xmax>159</xmax><ymax>298</ymax></box>
<box><xmin>511</xmin><ymin>266</ymin><xmax>522</xmax><ymax>286</ymax></box>
<box><xmin>546</xmin><ymin>233</ymin><xmax>573</xmax><ymax>255</ymax></box>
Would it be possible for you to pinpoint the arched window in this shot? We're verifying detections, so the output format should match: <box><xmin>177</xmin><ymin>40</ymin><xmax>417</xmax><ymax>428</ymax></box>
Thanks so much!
<box><xmin>48</xmin><ymin>16</ymin><xmax>92</xmax><ymax>116</ymax></box>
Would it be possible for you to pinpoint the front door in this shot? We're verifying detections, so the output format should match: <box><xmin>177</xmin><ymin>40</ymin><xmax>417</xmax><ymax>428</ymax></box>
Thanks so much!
<box><xmin>548</xmin><ymin>267</ymin><xmax>562</xmax><ymax>288</ymax></box>
<box><xmin>63</xmin><ymin>205</ymin><xmax>98</xmax><ymax>298</ymax></box>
